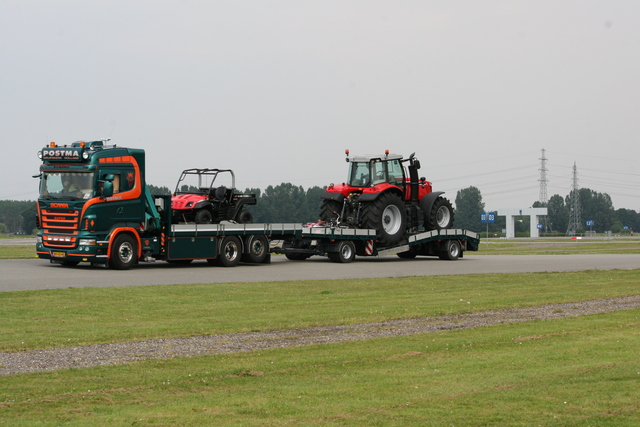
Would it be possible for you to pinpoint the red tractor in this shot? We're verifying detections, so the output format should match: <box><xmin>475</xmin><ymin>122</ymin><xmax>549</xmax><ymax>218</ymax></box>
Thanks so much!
<box><xmin>319</xmin><ymin>150</ymin><xmax>454</xmax><ymax>246</ymax></box>
<box><xmin>171</xmin><ymin>168</ymin><xmax>257</xmax><ymax>224</ymax></box>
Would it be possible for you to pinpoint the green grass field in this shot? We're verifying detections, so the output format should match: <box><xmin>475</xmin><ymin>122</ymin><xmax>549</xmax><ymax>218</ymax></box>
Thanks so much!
<box><xmin>0</xmin><ymin>245</ymin><xmax>36</xmax><ymax>259</ymax></box>
<box><xmin>1</xmin><ymin>240</ymin><xmax>640</xmax><ymax>425</ymax></box>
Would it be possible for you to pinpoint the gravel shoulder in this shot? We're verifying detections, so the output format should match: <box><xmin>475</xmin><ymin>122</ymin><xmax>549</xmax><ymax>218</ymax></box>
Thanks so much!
<box><xmin>2</xmin><ymin>295</ymin><xmax>639</xmax><ymax>376</ymax></box>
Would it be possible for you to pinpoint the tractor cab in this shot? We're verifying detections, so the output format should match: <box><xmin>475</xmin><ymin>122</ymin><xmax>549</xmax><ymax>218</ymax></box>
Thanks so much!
<box><xmin>346</xmin><ymin>152</ymin><xmax>406</xmax><ymax>188</ymax></box>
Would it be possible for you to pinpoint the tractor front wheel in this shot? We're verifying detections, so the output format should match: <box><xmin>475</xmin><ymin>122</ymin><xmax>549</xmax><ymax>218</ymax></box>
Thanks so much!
<box><xmin>425</xmin><ymin>197</ymin><xmax>454</xmax><ymax>230</ymax></box>
<box><xmin>361</xmin><ymin>193</ymin><xmax>407</xmax><ymax>247</ymax></box>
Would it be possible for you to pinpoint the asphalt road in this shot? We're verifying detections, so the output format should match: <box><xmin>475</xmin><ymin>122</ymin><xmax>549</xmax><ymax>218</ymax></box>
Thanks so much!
<box><xmin>2</xmin><ymin>253</ymin><xmax>639</xmax><ymax>292</ymax></box>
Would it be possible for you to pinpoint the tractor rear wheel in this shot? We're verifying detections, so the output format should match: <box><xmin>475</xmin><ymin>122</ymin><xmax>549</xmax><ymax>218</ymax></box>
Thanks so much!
<box><xmin>319</xmin><ymin>199</ymin><xmax>342</xmax><ymax>223</ymax></box>
<box><xmin>425</xmin><ymin>196</ymin><xmax>454</xmax><ymax>230</ymax></box>
<box><xmin>361</xmin><ymin>192</ymin><xmax>407</xmax><ymax>247</ymax></box>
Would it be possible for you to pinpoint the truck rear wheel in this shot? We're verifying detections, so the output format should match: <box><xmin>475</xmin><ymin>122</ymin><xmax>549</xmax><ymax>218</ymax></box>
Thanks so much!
<box><xmin>213</xmin><ymin>235</ymin><xmax>241</xmax><ymax>267</ymax></box>
<box><xmin>328</xmin><ymin>240</ymin><xmax>356</xmax><ymax>263</ymax></box>
<box><xmin>110</xmin><ymin>234</ymin><xmax>138</xmax><ymax>270</ymax></box>
<box><xmin>242</xmin><ymin>235</ymin><xmax>268</xmax><ymax>263</ymax></box>
<box><xmin>439</xmin><ymin>239</ymin><xmax>461</xmax><ymax>260</ymax></box>
<box><xmin>361</xmin><ymin>193</ymin><xmax>406</xmax><ymax>247</ymax></box>
<box><xmin>425</xmin><ymin>197</ymin><xmax>454</xmax><ymax>230</ymax></box>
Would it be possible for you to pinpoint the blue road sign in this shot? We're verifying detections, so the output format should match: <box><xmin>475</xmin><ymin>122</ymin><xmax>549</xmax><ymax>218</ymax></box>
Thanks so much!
<box><xmin>586</xmin><ymin>220</ymin><xmax>594</xmax><ymax>227</ymax></box>
<box><xmin>481</xmin><ymin>212</ymin><xmax>495</xmax><ymax>223</ymax></box>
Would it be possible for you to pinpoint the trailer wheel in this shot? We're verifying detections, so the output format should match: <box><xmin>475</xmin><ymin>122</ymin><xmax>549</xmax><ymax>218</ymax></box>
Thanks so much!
<box><xmin>110</xmin><ymin>234</ymin><xmax>138</xmax><ymax>270</ymax></box>
<box><xmin>195</xmin><ymin>209</ymin><xmax>213</xmax><ymax>224</ymax></box>
<box><xmin>361</xmin><ymin>192</ymin><xmax>407</xmax><ymax>246</ymax></box>
<box><xmin>243</xmin><ymin>235</ymin><xmax>269</xmax><ymax>263</ymax></box>
<box><xmin>214</xmin><ymin>235</ymin><xmax>242</xmax><ymax>267</ymax></box>
<box><xmin>425</xmin><ymin>197</ymin><xmax>454</xmax><ymax>230</ymax></box>
<box><xmin>439</xmin><ymin>240</ymin><xmax>461</xmax><ymax>260</ymax></box>
<box><xmin>235</xmin><ymin>209</ymin><xmax>253</xmax><ymax>224</ymax></box>
<box><xmin>328</xmin><ymin>240</ymin><xmax>356</xmax><ymax>263</ymax></box>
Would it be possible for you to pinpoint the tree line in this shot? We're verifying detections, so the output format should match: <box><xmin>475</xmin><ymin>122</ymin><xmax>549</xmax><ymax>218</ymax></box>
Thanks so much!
<box><xmin>453</xmin><ymin>186</ymin><xmax>639</xmax><ymax>235</ymax></box>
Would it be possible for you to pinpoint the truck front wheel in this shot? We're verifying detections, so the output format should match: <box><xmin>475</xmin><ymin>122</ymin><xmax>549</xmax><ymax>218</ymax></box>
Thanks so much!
<box><xmin>110</xmin><ymin>234</ymin><xmax>138</xmax><ymax>270</ymax></box>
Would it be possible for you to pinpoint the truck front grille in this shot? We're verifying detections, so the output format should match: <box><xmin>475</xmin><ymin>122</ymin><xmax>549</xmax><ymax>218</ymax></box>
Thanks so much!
<box><xmin>41</xmin><ymin>209</ymin><xmax>80</xmax><ymax>248</ymax></box>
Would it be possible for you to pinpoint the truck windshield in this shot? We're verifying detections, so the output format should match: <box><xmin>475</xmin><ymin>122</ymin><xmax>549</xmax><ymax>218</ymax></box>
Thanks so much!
<box><xmin>40</xmin><ymin>172</ymin><xmax>96</xmax><ymax>200</ymax></box>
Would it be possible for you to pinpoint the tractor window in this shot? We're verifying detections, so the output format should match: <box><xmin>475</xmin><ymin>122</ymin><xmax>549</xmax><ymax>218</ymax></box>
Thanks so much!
<box><xmin>347</xmin><ymin>162</ymin><xmax>371</xmax><ymax>187</ymax></box>
<box><xmin>371</xmin><ymin>161</ymin><xmax>386</xmax><ymax>185</ymax></box>
<box><xmin>387</xmin><ymin>159</ymin><xmax>404</xmax><ymax>184</ymax></box>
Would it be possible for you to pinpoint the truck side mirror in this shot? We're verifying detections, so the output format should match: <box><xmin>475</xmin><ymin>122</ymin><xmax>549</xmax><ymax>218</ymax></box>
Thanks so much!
<box><xmin>102</xmin><ymin>181</ymin><xmax>114</xmax><ymax>198</ymax></box>
<box><xmin>100</xmin><ymin>174</ymin><xmax>115</xmax><ymax>198</ymax></box>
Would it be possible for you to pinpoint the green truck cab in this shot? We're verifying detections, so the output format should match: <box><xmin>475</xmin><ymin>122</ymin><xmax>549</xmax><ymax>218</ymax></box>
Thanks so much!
<box><xmin>36</xmin><ymin>140</ymin><xmax>163</xmax><ymax>269</ymax></box>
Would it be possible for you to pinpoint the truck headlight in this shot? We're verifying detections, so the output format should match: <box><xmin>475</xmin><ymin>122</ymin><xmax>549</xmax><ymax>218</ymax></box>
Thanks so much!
<box><xmin>79</xmin><ymin>239</ymin><xmax>96</xmax><ymax>246</ymax></box>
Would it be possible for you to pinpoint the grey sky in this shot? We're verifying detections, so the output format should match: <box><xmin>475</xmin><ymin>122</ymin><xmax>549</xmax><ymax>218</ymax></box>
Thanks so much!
<box><xmin>2</xmin><ymin>1</ymin><xmax>639</xmax><ymax>211</ymax></box>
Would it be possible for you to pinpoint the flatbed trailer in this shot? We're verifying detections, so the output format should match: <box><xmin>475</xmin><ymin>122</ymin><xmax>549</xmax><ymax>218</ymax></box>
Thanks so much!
<box><xmin>270</xmin><ymin>225</ymin><xmax>479</xmax><ymax>263</ymax></box>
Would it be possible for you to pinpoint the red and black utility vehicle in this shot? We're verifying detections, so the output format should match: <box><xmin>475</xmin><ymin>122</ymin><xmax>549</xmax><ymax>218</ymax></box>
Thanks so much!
<box><xmin>171</xmin><ymin>168</ymin><xmax>257</xmax><ymax>224</ymax></box>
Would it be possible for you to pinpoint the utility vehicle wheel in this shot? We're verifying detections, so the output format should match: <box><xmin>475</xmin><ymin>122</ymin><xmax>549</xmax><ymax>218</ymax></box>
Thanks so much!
<box><xmin>361</xmin><ymin>193</ymin><xmax>407</xmax><ymax>247</ymax></box>
<box><xmin>110</xmin><ymin>234</ymin><xmax>138</xmax><ymax>270</ymax></box>
<box><xmin>425</xmin><ymin>197</ymin><xmax>454</xmax><ymax>230</ymax></box>
<box><xmin>328</xmin><ymin>240</ymin><xmax>356</xmax><ymax>263</ymax></box>
<box><xmin>213</xmin><ymin>236</ymin><xmax>242</xmax><ymax>267</ymax></box>
<box><xmin>285</xmin><ymin>253</ymin><xmax>310</xmax><ymax>261</ymax></box>
<box><xmin>194</xmin><ymin>209</ymin><xmax>213</xmax><ymax>224</ymax></box>
<box><xmin>439</xmin><ymin>239</ymin><xmax>461</xmax><ymax>260</ymax></box>
<box><xmin>319</xmin><ymin>199</ymin><xmax>342</xmax><ymax>223</ymax></box>
<box><xmin>242</xmin><ymin>235</ymin><xmax>269</xmax><ymax>263</ymax></box>
<box><xmin>235</xmin><ymin>209</ymin><xmax>253</xmax><ymax>224</ymax></box>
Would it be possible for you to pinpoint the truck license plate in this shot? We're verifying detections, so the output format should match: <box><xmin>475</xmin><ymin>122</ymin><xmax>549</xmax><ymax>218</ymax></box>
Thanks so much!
<box><xmin>52</xmin><ymin>251</ymin><xmax>66</xmax><ymax>258</ymax></box>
